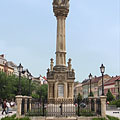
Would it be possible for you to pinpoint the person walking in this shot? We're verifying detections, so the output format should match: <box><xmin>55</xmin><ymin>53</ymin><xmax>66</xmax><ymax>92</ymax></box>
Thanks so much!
<box><xmin>2</xmin><ymin>100</ymin><xmax>7</xmax><ymax>115</ymax></box>
<box><xmin>6</xmin><ymin>100</ymin><xmax>10</xmax><ymax>114</ymax></box>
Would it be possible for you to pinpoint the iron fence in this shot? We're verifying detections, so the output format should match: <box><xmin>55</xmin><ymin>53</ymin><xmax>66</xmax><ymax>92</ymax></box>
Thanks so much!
<box><xmin>25</xmin><ymin>97</ymin><xmax>101</xmax><ymax>117</ymax></box>
<box><xmin>21</xmin><ymin>98</ymin><xmax>25</xmax><ymax>115</ymax></box>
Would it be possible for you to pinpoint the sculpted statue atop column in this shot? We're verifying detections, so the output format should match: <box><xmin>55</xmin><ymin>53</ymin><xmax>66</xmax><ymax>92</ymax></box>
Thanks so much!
<box><xmin>53</xmin><ymin>0</ymin><xmax>69</xmax><ymax>8</ymax></box>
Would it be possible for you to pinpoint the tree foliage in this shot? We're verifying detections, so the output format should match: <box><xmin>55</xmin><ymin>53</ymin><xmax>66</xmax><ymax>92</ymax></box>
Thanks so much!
<box><xmin>0</xmin><ymin>72</ymin><xmax>38</xmax><ymax>100</ymax></box>
<box><xmin>106</xmin><ymin>89</ymin><xmax>114</xmax><ymax>102</ymax></box>
<box><xmin>77</xmin><ymin>93</ymin><xmax>82</xmax><ymax>102</ymax></box>
<box><xmin>32</xmin><ymin>84</ymin><xmax>48</xmax><ymax>101</ymax></box>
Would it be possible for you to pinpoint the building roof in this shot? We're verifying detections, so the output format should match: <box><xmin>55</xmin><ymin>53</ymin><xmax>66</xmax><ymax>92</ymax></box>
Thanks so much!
<box><xmin>7</xmin><ymin>61</ymin><xmax>17</xmax><ymax>68</ymax></box>
<box><xmin>104</xmin><ymin>75</ymin><xmax>120</xmax><ymax>86</ymax></box>
<box><xmin>74</xmin><ymin>83</ymin><xmax>82</xmax><ymax>89</ymax></box>
<box><xmin>82</xmin><ymin>74</ymin><xmax>110</xmax><ymax>86</ymax></box>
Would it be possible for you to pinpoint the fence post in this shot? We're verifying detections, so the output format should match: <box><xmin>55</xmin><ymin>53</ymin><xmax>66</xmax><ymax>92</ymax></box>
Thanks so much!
<box><xmin>94</xmin><ymin>98</ymin><xmax>97</xmax><ymax>113</ymax></box>
<box><xmin>24</xmin><ymin>96</ymin><xmax>28</xmax><ymax>114</ymax></box>
<box><xmin>88</xmin><ymin>97</ymin><xmax>93</xmax><ymax>111</ymax></box>
<box><xmin>43</xmin><ymin>99</ymin><xmax>45</xmax><ymax>116</ymax></box>
<box><xmin>100</xmin><ymin>96</ymin><xmax>106</xmax><ymax>117</ymax></box>
<box><xmin>77</xmin><ymin>98</ymin><xmax>80</xmax><ymax>116</ymax></box>
<box><xmin>29</xmin><ymin>97</ymin><xmax>32</xmax><ymax>111</ymax></box>
<box><xmin>16</xmin><ymin>95</ymin><xmax>23</xmax><ymax>118</ymax></box>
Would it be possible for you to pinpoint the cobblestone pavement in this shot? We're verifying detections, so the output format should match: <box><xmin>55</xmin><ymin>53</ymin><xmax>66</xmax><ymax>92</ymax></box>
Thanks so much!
<box><xmin>106</xmin><ymin>110</ymin><xmax>120</xmax><ymax>118</ymax></box>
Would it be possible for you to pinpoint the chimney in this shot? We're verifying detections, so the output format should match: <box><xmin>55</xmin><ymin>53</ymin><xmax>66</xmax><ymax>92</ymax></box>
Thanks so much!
<box><xmin>0</xmin><ymin>54</ymin><xmax>4</xmax><ymax>58</ymax></box>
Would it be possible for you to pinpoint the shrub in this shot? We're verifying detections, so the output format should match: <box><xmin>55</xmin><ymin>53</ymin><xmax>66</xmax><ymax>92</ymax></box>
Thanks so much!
<box><xmin>1</xmin><ymin>115</ymin><xmax>30</xmax><ymax>120</ymax></box>
<box><xmin>109</xmin><ymin>100</ymin><xmax>120</xmax><ymax>107</ymax></box>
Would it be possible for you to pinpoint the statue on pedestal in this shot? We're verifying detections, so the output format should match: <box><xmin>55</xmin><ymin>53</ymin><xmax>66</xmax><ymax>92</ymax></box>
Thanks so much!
<box><xmin>53</xmin><ymin>0</ymin><xmax>69</xmax><ymax>8</ymax></box>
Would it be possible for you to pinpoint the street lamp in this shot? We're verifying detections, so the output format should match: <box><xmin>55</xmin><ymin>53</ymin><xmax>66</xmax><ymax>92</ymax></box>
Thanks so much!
<box><xmin>17</xmin><ymin>63</ymin><xmax>23</xmax><ymax>95</ymax></box>
<box><xmin>28</xmin><ymin>73</ymin><xmax>32</xmax><ymax>96</ymax></box>
<box><xmin>100</xmin><ymin>64</ymin><xmax>105</xmax><ymax>96</ymax></box>
<box><xmin>89</xmin><ymin>73</ymin><xmax>92</xmax><ymax>96</ymax></box>
<box><xmin>116</xmin><ymin>79</ymin><xmax>120</xmax><ymax>99</ymax></box>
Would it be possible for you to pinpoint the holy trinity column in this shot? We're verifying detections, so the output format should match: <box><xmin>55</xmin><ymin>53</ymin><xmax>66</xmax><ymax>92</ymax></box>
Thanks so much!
<box><xmin>47</xmin><ymin>0</ymin><xmax>75</xmax><ymax>103</ymax></box>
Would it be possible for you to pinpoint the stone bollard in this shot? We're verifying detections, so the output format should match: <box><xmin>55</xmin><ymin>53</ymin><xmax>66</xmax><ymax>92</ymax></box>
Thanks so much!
<box><xmin>16</xmin><ymin>95</ymin><xmax>23</xmax><ymax>118</ymax></box>
<box><xmin>100</xmin><ymin>96</ymin><xmax>107</xmax><ymax>117</ymax></box>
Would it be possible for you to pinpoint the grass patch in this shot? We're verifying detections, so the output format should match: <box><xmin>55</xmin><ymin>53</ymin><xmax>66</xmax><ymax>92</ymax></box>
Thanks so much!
<box><xmin>92</xmin><ymin>118</ymin><xmax>106</xmax><ymax>120</ymax></box>
<box><xmin>92</xmin><ymin>115</ymin><xmax>120</xmax><ymax>120</ymax></box>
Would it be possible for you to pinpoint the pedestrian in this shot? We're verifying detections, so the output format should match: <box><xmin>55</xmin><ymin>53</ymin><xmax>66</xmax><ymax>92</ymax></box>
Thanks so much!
<box><xmin>6</xmin><ymin>100</ymin><xmax>10</xmax><ymax>114</ymax></box>
<box><xmin>2</xmin><ymin>100</ymin><xmax>7</xmax><ymax>115</ymax></box>
<box><xmin>10</xmin><ymin>101</ymin><xmax>15</xmax><ymax>107</ymax></box>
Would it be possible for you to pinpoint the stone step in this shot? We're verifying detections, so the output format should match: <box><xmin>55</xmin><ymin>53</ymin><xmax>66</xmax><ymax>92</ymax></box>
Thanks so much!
<box><xmin>46</xmin><ymin>117</ymin><xmax>77</xmax><ymax>120</ymax></box>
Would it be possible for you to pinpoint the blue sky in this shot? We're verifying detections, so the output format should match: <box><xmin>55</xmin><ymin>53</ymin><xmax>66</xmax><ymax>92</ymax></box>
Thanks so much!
<box><xmin>0</xmin><ymin>0</ymin><xmax>120</xmax><ymax>82</ymax></box>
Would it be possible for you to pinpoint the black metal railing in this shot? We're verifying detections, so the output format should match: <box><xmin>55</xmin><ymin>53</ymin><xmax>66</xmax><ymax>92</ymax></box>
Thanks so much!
<box><xmin>25</xmin><ymin>97</ymin><xmax>101</xmax><ymax>117</ymax></box>
<box><xmin>27</xmin><ymin>98</ymin><xmax>30</xmax><ymax>112</ymax></box>
<box><xmin>21</xmin><ymin>98</ymin><xmax>25</xmax><ymax>115</ymax></box>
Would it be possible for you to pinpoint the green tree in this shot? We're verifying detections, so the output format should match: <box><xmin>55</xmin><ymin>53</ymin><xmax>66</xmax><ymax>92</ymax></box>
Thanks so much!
<box><xmin>106</xmin><ymin>89</ymin><xmax>114</xmax><ymax>102</ymax></box>
<box><xmin>0</xmin><ymin>71</ymin><xmax>37</xmax><ymax>100</ymax></box>
<box><xmin>77</xmin><ymin>93</ymin><xmax>82</xmax><ymax>102</ymax></box>
<box><xmin>36</xmin><ymin>84</ymin><xmax>48</xmax><ymax>101</ymax></box>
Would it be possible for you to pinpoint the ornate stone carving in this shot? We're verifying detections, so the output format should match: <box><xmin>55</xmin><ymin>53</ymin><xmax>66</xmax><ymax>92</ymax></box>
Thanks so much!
<box><xmin>55</xmin><ymin>74</ymin><xmax>65</xmax><ymax>81</ymax></box>
<box><xmin>53</xmin><ymin>0</ymin><xmax>69</xmax><ymax>17</ymax></box>
<box><xmin>47</xmin><ymin>71</ymin><xmax>54</xmax><ymax>79</ymax></box>
<box><xmin>67</xmin><ymin>71</ymin><xmax>75</xmax><ymax>79</ymax></box>
<box><xmin>53</xmin><ymin>0</ymin><xmax>69</xmax><ymax>8</ymax></box>
<box><xmin>53</xmin><ymin>65</ymin><xmax>67</xmax><ymax>71</ymax></box>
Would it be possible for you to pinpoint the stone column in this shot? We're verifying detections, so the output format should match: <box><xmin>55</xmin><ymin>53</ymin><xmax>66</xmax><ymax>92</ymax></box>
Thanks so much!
<box><xmin>29</xmin><ymin>97</ymin><xmax>32</xmax><ymax>111</ymax></box>
<box><xmin>53</xmin><ymin>0</ymin><xmax>69</xmax><ymax>67</ymax></box>
<box><xmin>55</xmin><ymin>82</ymin><xmax>58</xmax><ymax>99</ymax></box>
<box><xmin>68</xmin><ymin>83</ymin><xmax>72</xmax><ymax>98</ymax></box>
<box><xmin>48</xmin><ymin>83</ymin><xmax>49</xmax><ymax>99</ymax></box>
<box><xmin>24</xmin><ymin>96</ymin><xmax>28</xmax><ymax>114</ymax></box>
<box><xmin>49</xmin><ymin>83</ymin><xmax>53</xmax><ymax>98</ymax></box>
<box><xmin>16</xmin><ymin>95</ymin><xmax>23</xmax><ymax>118</ymax></box>
<box><xmin>100</xmin><ymin>96</ymin><xmax>107</xmax><ymax>117</ymax></box>
<box><xmin>56</xmin><ymin>16</ymin><xmax>66</xmax><ymax>66</ymax></box>
<box><xmin>72</xmin><ymin>82</ymin><xmax>74</xmax><ymax>99</ymax></box>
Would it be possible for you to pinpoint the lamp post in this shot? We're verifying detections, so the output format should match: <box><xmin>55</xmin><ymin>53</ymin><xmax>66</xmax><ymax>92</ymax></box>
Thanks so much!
<box><xmin>116</xmin><ymin>79</ymin><xmax>120</xmax><ymax>99</ymax></box>
<box><xmin>26</xmin><ymin>69</ymin><xmax>32</xmax><ymax>96</ymax></box>
<box><xmin>100</xmin><ymin>64</ymin><xmax>105</xmax><ymax>96</ymax></box>
<box><xmin>17</xmin><ymin>63</ymin><xmax>23</xmax><ymax>95</ymax></box>
<box><xmin>28</xmin><ymin>73</ymin><xmax>32</xmax><ymax>96</ymax></box>
<box><xmin>89</xmin><ymin>73</ymin><xmax>92</xmax><ymax>96</ymax></box>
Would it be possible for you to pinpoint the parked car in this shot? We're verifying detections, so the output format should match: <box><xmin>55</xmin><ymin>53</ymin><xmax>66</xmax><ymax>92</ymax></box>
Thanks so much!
<box><xmin>80</xmin><ymin>103</ymin><xmax>86</xmax><ymax>108</ymax></box>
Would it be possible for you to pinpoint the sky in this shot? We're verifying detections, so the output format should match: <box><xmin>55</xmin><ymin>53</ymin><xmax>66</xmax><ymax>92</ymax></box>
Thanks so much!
<box><xmin>0</xmin><ymin>0</ymin><xmax>120</xmax><ymax>82</ymax></box>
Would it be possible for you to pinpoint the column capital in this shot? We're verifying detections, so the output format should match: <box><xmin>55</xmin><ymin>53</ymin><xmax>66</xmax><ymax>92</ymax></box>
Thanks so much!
<box><xmin>53</xmin><ymin>0</ymin><xmax>69</xmax><ymax>17</ymax></box>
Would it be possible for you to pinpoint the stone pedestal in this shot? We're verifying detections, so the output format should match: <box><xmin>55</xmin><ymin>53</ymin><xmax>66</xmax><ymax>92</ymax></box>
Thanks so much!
<box><xmin>16</xmin><ymin>95</ymin><xmax>23</xmax><ymax>118</ymax></box>
<box><xmin>100</xmin><ymin>96</ymin><xmax>107</xmax><ymax>117</ymax></box>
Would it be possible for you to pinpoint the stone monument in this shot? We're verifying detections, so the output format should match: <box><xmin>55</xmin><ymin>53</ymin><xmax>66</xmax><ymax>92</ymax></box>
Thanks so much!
<box><xmin>47</xmin><ymin>0</ymin><xmax>75</xmax><ymax>103</ymax></box>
